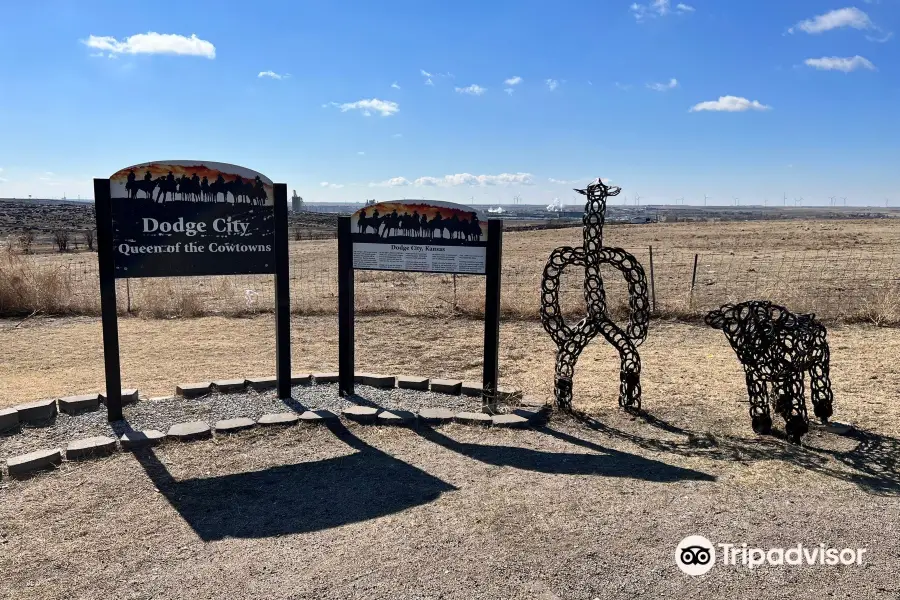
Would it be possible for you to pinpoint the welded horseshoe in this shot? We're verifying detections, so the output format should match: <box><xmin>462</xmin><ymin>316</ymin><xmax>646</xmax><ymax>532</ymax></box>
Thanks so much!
<box><xmin>540</xmin><ymin>177</ymin><xmax>650</xmax><ymax>411</ymax></box>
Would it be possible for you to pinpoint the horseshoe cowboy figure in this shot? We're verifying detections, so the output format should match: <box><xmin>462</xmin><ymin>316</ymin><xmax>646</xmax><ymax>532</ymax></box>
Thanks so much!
<box><xmin>540</xmin><ymin>177</ymin><xmax>651</xmax><ymax>412</ymax></box>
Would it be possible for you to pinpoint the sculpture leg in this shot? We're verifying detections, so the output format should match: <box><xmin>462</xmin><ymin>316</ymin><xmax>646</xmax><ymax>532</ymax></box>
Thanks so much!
<box><xmin>745</xmin><ymin>369</ymin><xmax>772</xmax><ymax>435</ymax></box>
<box><xmin>773</xmin><ymin>373</ymin><xmax>808</xmax><ymax>443</ymax></box>
<box><xmin>808</xmin><ymin>339</ymin><xmax>834</xmax><ymax>423</ymax></box>
<box><xmin>596</xmin><ymin>317</ymin><xmax>642</xmax><ymax>412</ymax></box>
<box><xmin>553</xmin><ymin>322</ymin><xmax>595</xmax><ymax>412</ymax></box>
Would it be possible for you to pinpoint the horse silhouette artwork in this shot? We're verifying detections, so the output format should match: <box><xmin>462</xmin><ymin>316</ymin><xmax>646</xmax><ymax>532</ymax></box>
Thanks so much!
<box><xmin>116</xmin><ymin>165</ymin><xmax>271</xmax><ymax>205</ymax></box>
<box><xmin>352</xmin><ymin>202</ymin><xmax>484</xmax><ymax>246</ymax></box>
<box><xmin>705</xmin><ymin>300</ymin><xmax>835</xmax><ymax>444</ymax></box>
<box><xmin>540</xmin><ymin>177</ymin><xmax>651</xmax><ymax>412</ymax></box>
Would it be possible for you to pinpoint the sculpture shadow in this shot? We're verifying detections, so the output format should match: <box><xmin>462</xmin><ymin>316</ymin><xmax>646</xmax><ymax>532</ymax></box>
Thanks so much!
<box><xmin>415</xmin><ymin>423</ymin><xmax>715</xmax><ymax>483</ymax></box>
<box><xmin>121</xmin><ymin>419</ymin><xmax>456</xmax><ymax>541</ymax></box>
<box><xmin>574</xmin><ymin>411</ymin><xmax>900</xmax><ymax>496</ymax></box>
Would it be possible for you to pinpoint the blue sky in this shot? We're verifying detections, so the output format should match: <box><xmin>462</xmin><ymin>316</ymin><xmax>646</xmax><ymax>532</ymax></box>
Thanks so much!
<box><xmin>0</xmin><ymin>0</ymin><xmax>896</xmax><ymax>206</ymax></box>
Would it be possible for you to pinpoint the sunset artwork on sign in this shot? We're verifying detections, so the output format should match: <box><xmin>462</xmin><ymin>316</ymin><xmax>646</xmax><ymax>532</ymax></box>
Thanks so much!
<box><xmin>351</xmin><ymin>200</ymin><xmax>486</xmax><ymax>245</ymax></box>
<box><xmin>110</xmin><ymin>160</ymin><xmax>273</xmax><ymax>206</ymax></box>
<box><xmin>350</xmin><ymin>200</ymin><xmax>488</xmax><ymax>274</ymax></box>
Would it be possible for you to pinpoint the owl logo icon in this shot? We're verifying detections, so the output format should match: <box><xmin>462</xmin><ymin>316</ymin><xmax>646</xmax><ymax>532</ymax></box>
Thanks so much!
<box><xmin>676</xmin><ymin>536</ymin><xmax>716</xmax><ymax>575</ymax></box>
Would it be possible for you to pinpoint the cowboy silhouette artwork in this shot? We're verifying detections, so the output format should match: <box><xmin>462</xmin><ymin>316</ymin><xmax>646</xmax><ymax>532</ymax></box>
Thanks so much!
<box><xmin>353</xmin><ymin>201</ymin><xmax>484</xmax><ymax>246</ymax></box>
<box><xmin>122</xmin><ymin>167</ymin><xmax>269</xmax><ymax>205</ymax></box>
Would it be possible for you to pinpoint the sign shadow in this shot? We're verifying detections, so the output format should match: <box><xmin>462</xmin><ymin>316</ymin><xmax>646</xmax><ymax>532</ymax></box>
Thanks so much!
<box><xmin>119</xmin><ymin>420</ymin><xmax>457</xmax><ymax>541</ymax></box>
<box><xmin>414</xmin><ymin>424</ymin><xmax>715</xmax><ymax>483</ymax></box>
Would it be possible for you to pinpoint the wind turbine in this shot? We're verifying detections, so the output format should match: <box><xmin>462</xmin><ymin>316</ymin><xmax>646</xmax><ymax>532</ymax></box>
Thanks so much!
<box><xmin>513</xmin><ymin>194</ymin><xmax>521</xmax><ymax>205</ymax></box>
<box><xmin>886</xmin><ymin>198</ymin><xmax>890</xmax><ymax>208</ymax></box>
<box><xmin>703</xmin><ymin>194</ymin><xmax>709</xmax><ymax>206</ymax></box>
<box><xmin>841</xmin><ymin>197</ymin><xmax>847</xmax><ymax>206</ymax></box>
<box><xmin>634</xmin><ymin>193</ymin><xmax>641</xmax><ymax>206</ymax></box>
<box><xmin>783</xmin><ymin>193</ymin><xmax>787</xmax><ymax>206</ymax></box>
<box><xmin>829</xmin><ymin>196</ymin><xmax>836</xmax><ymax>207</ymax></box>
<box><xmin>733</xmin><ymin>196</ymin><xmax>739</xmax><ymax>206</ymax></box>
<box><xmin>677</xmin><ymin>196</ymin><xmax>684</xmax><ymax>205</ymax></box>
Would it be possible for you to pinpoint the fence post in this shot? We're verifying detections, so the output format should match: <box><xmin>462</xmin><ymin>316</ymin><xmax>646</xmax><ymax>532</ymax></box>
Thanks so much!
<box><xmin>93</xmin><ymin>178</ymin><xmax>122</xmax><ymax>422</ymax></box>
<box><xmin>126</xmin><ymin>278</ymin><xmax>132</xmax><ymax>314</ymax></box>
<box><xmin>273</xmin><ymin>183</ymin><xmax>292</xmax><ymax>400</ymax></box>
<box><xmin>337</xmin><ymin>216</ymin><xmax>355</xmax><ymax>397</ymax></box>
<box><xmin>648</xmin><ymin>245</ymin><xmax>657</xmax><ymax>314</ymax></box>
<box><xmin>690</xmin><ymin>253</ymin><xmax>699</xmax><ymax>307</ymax></box>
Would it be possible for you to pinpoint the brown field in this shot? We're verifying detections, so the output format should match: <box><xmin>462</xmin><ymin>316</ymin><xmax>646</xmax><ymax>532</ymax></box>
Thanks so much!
<box><xmin>2</xmin><ymin>217</ymin><xmax>900</xmax><ymax>599</ymax></box>
<box><xmin>1</xmin><ymin>315</ymin><xmax>899</xmax><ymax>598</ymax></box>
<box><xmin>3</xmin><ymin>217</ymin><xmax>900</xmax><ymax>324</ymax></box>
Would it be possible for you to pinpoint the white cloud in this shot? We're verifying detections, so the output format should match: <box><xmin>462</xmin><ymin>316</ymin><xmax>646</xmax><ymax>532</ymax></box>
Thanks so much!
<box><xmin>455</xmin><ymin>84</ymin><xmax>486</xmax><ymax>96</ymax></box>
<box><xmin>504</xmin><ymin>88</ymin><xmax>515</xmax><ymax>95</ymax></box>
<box><xmin>545</xmin><ymin>78</ymin><xmax>559</xmax><ymax>91</ymax></box>
<box><xmin>82</xmin><ymin>32</ymin><xmax>216</xmax><ymax>58</ymax></box>
<box><xmin>334</xmin><ymin>98</ymin><xmax>399</xmax><ymax>117</ymax></box>
<box><xmin>392</xmin><ymin>133</ymin><xmax>403</xmax><ymax>138</ymax></box>
<box><xmin>370</xmin><ymin>177</ymin><xmax>412</xmax><ymax>187</ymax></box>
<box><xmin>632</xmin><ymin>0</ymin><xmax>693</xmax><ymax>21</ymax></box>
<box><xmin>804</xmin><ymin>55</ymin><xmax>876</xmax><ymax>72</ymax></box>
<box><xmin>319</xmin><ymin>181</ymin><xmax>345</xmax><ymax>189</ymax></box>
<box><xmin>788</xmin><ymin>7</ymin><xmax>873</xmax><ymax>34</ymax></box>
<box><xmin>258</xmin><ymin>70</ymin><xmax>288</xmax><ymax>80</ymax></box>
<box><xmin>615</xmin><ymin>82</ymin><xmax>632</xmax><ymax>91</ymax></box>
<box><xmin>647</xmin><ymin>77</ymin><xmax>679</xmax><ymax>91</ymax></box>
<box><xmin>391</xmin><ymin>81</ymin><xmax>401</xmax><ymax>89</ymax></box>
<box><xmin>504</xmin><ymin>76</ymin><xmax>523</xmax><ymax>86</ymax></box>
<box><xmin>689</xmin><ymin>95</ymin><xmax>771</xmax><ymax>112</ymax></box>
<box><xmin>425</xmin><ymin>78</ymin><xmax>434</xmax><ymax>86</ymax></box>
<box><xmin>866</xmin><ymin>31</ymin><xmax>893</xmax><ymax>42</ymax></box>
<box><xmin>357</xmin><ymin>151</ymin><xmax>365</xmax><ymax>155</ymax></box>
<box><xmin>420</xmin><ymin>69</ymin><xmax>432</xmax><ymax>77</ymax></box>
<box><xmin>371</xmin><ymin>172</ymin><xmax>534</xmax><ymax>188</ymax></box>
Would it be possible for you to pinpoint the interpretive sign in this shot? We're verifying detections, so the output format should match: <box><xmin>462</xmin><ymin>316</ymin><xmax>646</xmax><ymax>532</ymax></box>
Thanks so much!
<box><xmin>339</xmin><ymin>200</ymin><xmax>503</xmax><ymax>411</ymax></box>
<box><xmin>94</xmin><ymin>160</ymin><xmax>292</xmax><ymax>420</ymax></box>
<box><xmin>350</xmin><ymin>201</ymin><xmax>487</xmax><ymax>274</ymax></box>
<box><xmin>108</xmin><ymin>161</ymin><xmax>275</xmax><ymax>278</ymax></box>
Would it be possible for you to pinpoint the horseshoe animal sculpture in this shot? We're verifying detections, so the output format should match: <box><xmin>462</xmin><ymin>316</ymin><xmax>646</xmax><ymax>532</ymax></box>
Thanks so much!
<box><xmin>540</xmin><ymin>178</ymin><xmax>651</xmax><ymax>411</ymax></box>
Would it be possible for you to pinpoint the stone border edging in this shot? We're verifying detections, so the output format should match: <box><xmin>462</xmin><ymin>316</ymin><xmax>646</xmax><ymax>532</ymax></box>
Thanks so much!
<box><xmin>2</xmin><ymin>373</ymin><xmax>549</xmax><ymax>479</ymax></box>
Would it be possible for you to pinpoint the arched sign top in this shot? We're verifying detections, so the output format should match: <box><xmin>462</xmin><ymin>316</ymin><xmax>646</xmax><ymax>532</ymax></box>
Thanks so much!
<box><xmin>352</xmin><ymin>199</ymin><xmax>487</xmax><ymax>244</ymax></box>
<box><xmin>110</xmin><ymin>160</ymin><xmax>273</xmax><ymax>206</ymax></box>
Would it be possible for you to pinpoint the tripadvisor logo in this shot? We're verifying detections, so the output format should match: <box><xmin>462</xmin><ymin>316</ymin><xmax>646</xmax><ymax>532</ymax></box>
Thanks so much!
<box><xmin>675</xmin><ymin>536</ymin><xmax>867</xmax><ymax>575</ymax></box>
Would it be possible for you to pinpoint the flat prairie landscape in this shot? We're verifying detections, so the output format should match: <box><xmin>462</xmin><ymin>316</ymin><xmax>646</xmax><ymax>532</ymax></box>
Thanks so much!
<box><xmin>1</xmin><ymin>216</ymin><xmax>899</xmax><ymax>599</ymax></box>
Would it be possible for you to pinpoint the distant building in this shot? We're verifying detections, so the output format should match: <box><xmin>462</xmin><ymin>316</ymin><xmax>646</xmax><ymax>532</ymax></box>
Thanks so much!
<box><xmin>291</xmin><ymin>190</ymin><xmax>303</xmax><ymax>212</ymax></box>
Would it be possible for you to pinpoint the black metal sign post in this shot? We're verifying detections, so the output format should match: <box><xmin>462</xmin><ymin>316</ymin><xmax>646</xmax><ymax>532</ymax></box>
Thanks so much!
<box><xmin>337</xmin><ymin>201</ymin><xmax>502</xmax><ymax>411</ymax></box>
<box><xmin>273</xmin><ymin>183</ymin><xmax>292</xmax><ymax>399</ymax></box>
<box><xmin>482</xmin><ymin>219</ymin><xmax>503</xmax><ymax>412</ymax></box>
<box><xmin>94</xmin><ymin>160</ymin><xmax>291</xmax><ymax>421</ymax></box>
<box><xmin>94</xmin><ymin>178</ymin><xmax>123</xmax><ymax>420</ymax></box>
<box><xmin>337</xmin><ymin>216</ymin><xmax>355</xmax><ymax>397</ymax></box>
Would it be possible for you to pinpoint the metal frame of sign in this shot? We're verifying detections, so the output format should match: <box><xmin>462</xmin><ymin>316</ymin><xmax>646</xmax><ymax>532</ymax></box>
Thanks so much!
<box><xmin>337</xmin><ymin>213</ymin><xmax>503</xmax><ymax>412</ymax></box>
<box><xmin>93</xmin><ymin>164</ymin><xmax>292</xmax><ymax>422</ymax></box>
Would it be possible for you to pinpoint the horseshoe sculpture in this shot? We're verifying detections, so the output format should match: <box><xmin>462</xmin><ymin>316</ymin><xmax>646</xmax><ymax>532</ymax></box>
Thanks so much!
<box><xmin>540</xmin><ymin>178</ymin><xmax>651</xmax><ymax>411</ymax></box>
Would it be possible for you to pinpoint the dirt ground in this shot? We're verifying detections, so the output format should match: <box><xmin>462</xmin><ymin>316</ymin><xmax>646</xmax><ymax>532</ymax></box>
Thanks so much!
<box><xmin>1</xmin><ymin>417</ymin><xmax>898</xmax><ymax>599</ymax></box>
<box><xmin>1</xmin><ymin>316</ymin><xmax>899</xmax><ymax>598</ymax></box>
<box><xmin>1</xmin><ymin>315</ymin><xmax>899</xmax><ymax>439</ymax></box>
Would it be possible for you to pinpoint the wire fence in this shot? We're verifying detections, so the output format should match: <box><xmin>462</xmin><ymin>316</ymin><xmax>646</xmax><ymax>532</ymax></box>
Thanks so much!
<box><xmin>18</xmin><ymin>239</ymin><xmax>900</xmax><ymax>324</ymax></box>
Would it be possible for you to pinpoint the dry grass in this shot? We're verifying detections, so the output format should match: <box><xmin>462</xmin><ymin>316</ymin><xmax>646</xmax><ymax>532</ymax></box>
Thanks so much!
<box><xmin>0</xmin><ymin>249</ymin><xmax>99</xmax><ymax>317</ymax></box>
<box><xmin>1</xmin><ymin>315</ymin><xmax>898</xmax><ymax>443</ymax></box>
<box><xmin>3</xmin><ymin>218</ymin><xmax>900</xmax><ymax>324</ymax></box>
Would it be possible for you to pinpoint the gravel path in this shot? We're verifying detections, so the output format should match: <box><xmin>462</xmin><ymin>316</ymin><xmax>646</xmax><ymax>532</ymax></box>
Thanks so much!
<box><xmin>1</xmin><ymin>419</ymin><xmax>897</xmax><ymax>599</ymax></box>
<box><xmin>0</xmin><ymin>383</ymin><xmax>482</xmax><ymax>459</ymax></box>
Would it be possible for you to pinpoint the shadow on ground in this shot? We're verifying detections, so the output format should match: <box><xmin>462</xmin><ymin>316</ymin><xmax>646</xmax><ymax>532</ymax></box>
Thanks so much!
<box><xmin>117</xmin><ymin>420</ymin><xmax>457</xmax><ymax>541</ymax></box>
<box><xmin>573</xmin><ymin>410</ymin><xmax>900</xmax><ymax>495</ymax></box>
<box><xmin>415</xmin><ymin>423</ymin><xmax>716</xmax><ymax>483</ymax></box>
